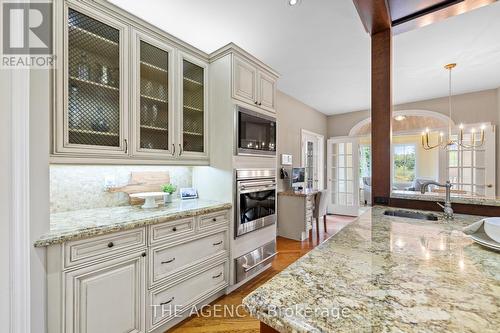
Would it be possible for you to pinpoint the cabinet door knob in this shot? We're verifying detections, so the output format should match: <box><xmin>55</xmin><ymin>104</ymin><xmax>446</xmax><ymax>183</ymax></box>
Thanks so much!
<box><xmin>212</xmin><ymin>217</ymin><xmax>217</xmax><ymax>222</ymax></box>
<box><xmin>254</xmin><ymin>101</ymin><xmax>258</xmax><ymax>105</ymax></box>
<box><xmin>107</xmin><ymin>242</ymin><xmax>114</xmax><ymax>248</ymax></box>
<box><xmin>172</xmin><ymin>227</ymin><xmax>177</xmax><ymax>232</ymax></box>
<box><xmin>141</xmin><ymin>252</ymin><xmax>147</xmax><ymax>257</ymax></box>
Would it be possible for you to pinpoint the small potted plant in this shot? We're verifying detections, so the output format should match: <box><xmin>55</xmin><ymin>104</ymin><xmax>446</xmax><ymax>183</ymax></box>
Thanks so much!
<box><xmin>161</xmin><ymin>183</ymin><xmax>177</xmax><ymax>204</ymax></box>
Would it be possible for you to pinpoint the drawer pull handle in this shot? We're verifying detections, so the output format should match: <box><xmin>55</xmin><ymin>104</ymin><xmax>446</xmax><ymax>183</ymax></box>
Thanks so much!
<box><xmin>160</xmin><ymin>297</ymin><xmax>175</xmax><ymax>306</ymax></box>
<box><xmin>213</xmin><ymin>241</ymin><xmax>223</xmax><ymax>246</ymax></box>
<box><xmin>161</xmin><ymin>258</ymin><xmax>175</xmax><ymax>264</ymax></box>
<box><xmin>172</xmin><ymin>227</ymin><xmax>177</xmax><ymax>232</ymax></box>
<box><xmin>107</xmin><ymin>242</ymin><xmax>114</xmax><ymax>248</ymax></box>
<box><xmin>212</xmin><ymin>272</ymin><xmax>222</xmax><ymax>279</ymax></box>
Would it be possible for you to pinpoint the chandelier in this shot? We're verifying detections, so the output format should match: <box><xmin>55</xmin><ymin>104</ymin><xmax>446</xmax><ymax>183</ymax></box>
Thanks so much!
<box><xmin>421</xmin><ymin>63</ymin><xmax>485</xmax><ymax>151</ymax></box>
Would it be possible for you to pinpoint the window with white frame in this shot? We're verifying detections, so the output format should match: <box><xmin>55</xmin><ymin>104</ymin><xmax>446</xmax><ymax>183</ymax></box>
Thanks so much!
<box><xmin>393</xmin><ymin>144</ymin><xmax>416</xmax><ymax>183</ymax></box>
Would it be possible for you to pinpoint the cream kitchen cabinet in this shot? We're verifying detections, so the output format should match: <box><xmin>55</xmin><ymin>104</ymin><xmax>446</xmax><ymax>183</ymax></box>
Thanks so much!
<box><xmin>64</xmin><ymin>251</ymin><xmax>147</xmax><ymax>333</ymax></box>
<box><xmin>53</xmin><ymin>2</ymin><xmax>130</xmax><ymax>157</ymax></box>
<box><xmin>52</xmin><ymin>0</ymin><xmax>210</xmax><ymax>164</ymax></box>
<box><xmin>46</xmin><ymin>207</ymin><xmax>231</xmax><ymax>333</ymax></box>
<box><xmin>232</xmin><ymin>54</ymin><xmax>277</xmax><ymax>113</ymax></box>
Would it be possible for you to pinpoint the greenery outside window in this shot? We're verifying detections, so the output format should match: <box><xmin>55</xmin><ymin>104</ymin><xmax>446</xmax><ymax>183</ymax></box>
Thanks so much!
<box><xmin>359</xmin><ymin>145</ymin><xmax>371</xmax><ymax>187</ymax></box>
<box><xmin>393</xmin><ymin>144</ymin><xmax>416</xmax><ymax>183</ymax></box>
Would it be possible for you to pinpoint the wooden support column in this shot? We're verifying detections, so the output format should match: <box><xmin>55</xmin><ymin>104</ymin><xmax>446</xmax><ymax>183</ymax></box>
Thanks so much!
<box><xmin>371</xmin><ymin>29</ymin><xmax>392</xmax><ymax>204</ymax></box>
<box><xmin>353</xmin><ymin>0</ymin><xmax>392</xmax><ymax>205</ymax></box>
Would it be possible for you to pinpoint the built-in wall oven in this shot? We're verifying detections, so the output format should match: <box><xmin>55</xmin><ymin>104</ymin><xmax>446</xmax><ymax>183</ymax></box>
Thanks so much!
<box><xmin>235</xmin><ymin>169</ymin><xmax>276</xmax><ymax>238</ymax></box>
<box><xmin>237</xmin><ymin>106</ymin><xmax>276</xmax><ymax>156</ymax></box>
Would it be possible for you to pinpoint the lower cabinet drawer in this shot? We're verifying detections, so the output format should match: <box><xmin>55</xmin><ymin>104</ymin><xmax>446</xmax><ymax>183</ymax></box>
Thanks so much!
<box><xmin>149</xmin><ymin>261</ymin><xmax>227</xmax><ymax>329</ymax></box>
<box><xmin>64</xmin><ymin>228</ymin><xmax>146</xmax><ymax>268</ymax></box>
<box><xmin>151</xmin><ymin>231</ymin><xmax>226</xmax><ymax>285</ymax></box>
<box><xmin>197</xmin><ymin>210</ymin><xmax>229</xmax><ymax>230</ymax></box>
<box><xmin>149</xmin><ymin>217</ymin><xmax>195</xmax><ymax>245</ymax></box>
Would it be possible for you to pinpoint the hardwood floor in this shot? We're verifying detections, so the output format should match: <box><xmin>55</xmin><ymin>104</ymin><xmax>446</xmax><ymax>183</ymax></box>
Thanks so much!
<box><xmin>168</xmin><ymin>215</ymin><xmax>355</xmax><ymax>333</ymax></box>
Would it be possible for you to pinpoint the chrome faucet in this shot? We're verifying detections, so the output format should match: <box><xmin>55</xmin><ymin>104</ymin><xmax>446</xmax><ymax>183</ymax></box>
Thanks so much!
<box><xmin>421</xmin><ymin>181</ymin><xmax>454</xmax><ymax>220</ymax></box>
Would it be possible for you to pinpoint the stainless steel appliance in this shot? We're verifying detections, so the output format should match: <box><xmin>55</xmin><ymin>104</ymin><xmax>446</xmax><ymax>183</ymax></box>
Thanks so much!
<box><xmin>237</xmin><ymin>106</ymin><xmax>276</xmax><ymax>156</ymax></box>
<box><xmin>235</xmin><ymin>240</ymin><xmax>277</xmax><ymax>283</ymax></box>
<box><xmin>235</xmin><ymin>169</ymin><xmax>276</xmax><ymax>237</ymax></box>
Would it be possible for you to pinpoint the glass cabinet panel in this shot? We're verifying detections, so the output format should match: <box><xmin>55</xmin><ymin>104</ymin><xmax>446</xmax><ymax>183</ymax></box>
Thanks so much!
<box><xmin>67</xmin><ymin>9</ymin><xmax>121</xmax><ymax>147</ymax></box>
<box><xmin>139</xmin><ymin>41</ymin><xmax>169</xmax><ymax>151</ymax></box>
<box><xmin>182</xmin><ymin>59</ymin><xmax>205</xmax><ymax>153</ymax></box>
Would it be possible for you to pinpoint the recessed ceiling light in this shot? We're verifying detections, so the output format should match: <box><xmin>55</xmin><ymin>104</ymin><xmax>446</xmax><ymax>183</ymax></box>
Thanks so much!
<box><xmin>394</xmin><ymin>115</ymin><xmax>406</xmax><ymax>121</ymax></box>
<box><xmin>288</xmin><ymin>0</ymin><xmax>301</xmax><ymax>6</ymax></box>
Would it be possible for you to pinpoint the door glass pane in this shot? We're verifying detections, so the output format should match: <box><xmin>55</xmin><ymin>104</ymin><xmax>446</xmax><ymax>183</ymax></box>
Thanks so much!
<box><xmin>68</xmin><ymin>9</ymin><xmax>120</xmax><ymax>147</ymax></box>
<box><xmin>139</xmin><ymin>41</ymin><xmax>169</xmax><ymax>150</ymax></box>
<box><xmin>182</xmin><ymin>60</ymin><xmax>204</xmax><ymax>153</ymax></box>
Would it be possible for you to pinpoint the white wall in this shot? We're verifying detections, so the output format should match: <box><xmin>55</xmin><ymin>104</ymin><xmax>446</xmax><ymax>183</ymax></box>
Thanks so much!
<box><xmin>276</xmin><ymin>91</ymin><xmax>327</xmax><ymax>190</ymax></box>
<box><xmin>30</xmin><ymin>68</ymin><xmax>50</xmax><ymax>332</ymax></box>
<box><xmin>0</xmin><ymin>69</ymin><xmax>12</xmax><ymax>330</ymax></box>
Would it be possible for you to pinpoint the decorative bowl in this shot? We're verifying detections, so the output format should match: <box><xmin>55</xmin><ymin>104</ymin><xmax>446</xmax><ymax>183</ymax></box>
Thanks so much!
<box><xmin>483</xmin><ymin>217</ymin><xmax>500</xmax><ymax>244</ymax></box>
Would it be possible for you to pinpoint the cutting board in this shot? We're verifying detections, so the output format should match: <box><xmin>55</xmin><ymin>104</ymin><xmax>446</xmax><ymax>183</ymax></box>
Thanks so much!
<box><xmin>108</xmin><ymin>171</ymin><xmax>170</xmax><ymax>205</ymax></box>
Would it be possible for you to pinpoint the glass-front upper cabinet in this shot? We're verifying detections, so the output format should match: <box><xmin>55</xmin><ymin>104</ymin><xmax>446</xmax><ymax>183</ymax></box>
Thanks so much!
<box><xmin>132</xmin><ymin>32</ymin><xmax>174</xmax><ymax>157</ymax></box>
<box><xmin>179</xmin><ymin>53</ymin><xmax>208</xmax><ymax>158</ymax></box>
<box><xmin>62</xmin><ymin>5</ymin><xmax>128</xmax><ymax>155</ymax></box>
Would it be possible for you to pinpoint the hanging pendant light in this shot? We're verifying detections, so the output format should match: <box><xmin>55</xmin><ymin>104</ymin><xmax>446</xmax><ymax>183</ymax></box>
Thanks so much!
<box><xmin>421</xmin><ymin>63</ymin><xmax>485</xmax><ymax>150</ymax></box>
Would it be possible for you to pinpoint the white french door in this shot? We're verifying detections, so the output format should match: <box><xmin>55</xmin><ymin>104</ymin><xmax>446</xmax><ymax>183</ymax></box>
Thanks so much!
<box><xmin>301</xmin><ymin>130</ymin><xmax>324</xmax><ymax>190</ymax></box>
<box><xmin>439</xmin><ymin>124</ymin><xmax>496</xmax><ymax>197</ymax></box>
<box><xmin>327</xmin><ymin>137</ymin><xmax>360</xmax><ymax>216</ymax></box>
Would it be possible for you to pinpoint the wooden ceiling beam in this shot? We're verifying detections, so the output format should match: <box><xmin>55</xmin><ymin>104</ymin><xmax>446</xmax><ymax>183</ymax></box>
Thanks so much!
<box><xmin>352</xmin><ymin>0</ymin><xmax>392</xmax><ymax>35</ymax></box>
<box><xmin>391</xmin><ymin>0</ymin><xmax>497</xmax><ymax>34</ymax></box>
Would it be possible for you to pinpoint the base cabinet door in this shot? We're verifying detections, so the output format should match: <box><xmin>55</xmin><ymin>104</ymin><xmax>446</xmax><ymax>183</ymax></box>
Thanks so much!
<box><xmin>65</xmin><ymin>251</ymin><xmax>146</xmax><ymax>333</ymax></box>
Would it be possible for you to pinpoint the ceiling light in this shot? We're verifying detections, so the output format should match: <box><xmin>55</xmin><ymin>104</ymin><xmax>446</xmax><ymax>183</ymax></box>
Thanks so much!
<box><xmin>394</xmin><ymin>115</ymin><xmax>406</xmax><ymax>121</ymax></box>
<box><xmin>421</xmin><ymin>63</ymin><xmax>485</xmax><ymax>151</ymax></box>
<box><xmin>288</xmin><ymin>0</ymin><xmax>301</xmax><ymax>6</ymax></box>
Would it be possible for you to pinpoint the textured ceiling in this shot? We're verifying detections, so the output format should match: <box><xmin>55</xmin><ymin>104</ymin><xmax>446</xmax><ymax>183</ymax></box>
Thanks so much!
<box><xmin>109</xmin><ymin>0</ymin><xmax>500</xmax><ymax>115</ymax></box>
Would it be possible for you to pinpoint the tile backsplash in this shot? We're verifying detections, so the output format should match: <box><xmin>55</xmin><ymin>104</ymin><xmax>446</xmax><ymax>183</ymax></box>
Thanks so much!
<box><xmin>50</xmin><ymin>165</ymin><xmax>192</xmax><ymax>213</ymax></box>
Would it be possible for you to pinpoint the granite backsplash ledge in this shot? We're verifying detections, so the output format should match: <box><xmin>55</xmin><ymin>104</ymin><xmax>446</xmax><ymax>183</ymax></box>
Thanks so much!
<box><xmin>50</xmin><ymin>165</ymin><xmax>192</xmax><ymax>213</ymax></box>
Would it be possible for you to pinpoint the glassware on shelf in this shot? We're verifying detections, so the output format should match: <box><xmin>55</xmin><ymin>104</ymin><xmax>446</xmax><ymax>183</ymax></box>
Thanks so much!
<box><xmin>91</xmin><ymin>106</ymin><xmax>110</xmax><ymax>132</ymax></box>
<box><xmin>150</xmin><ymin>104</ymin><xmax>158</xmax><ymax>126</ymax></box>
<box><xmin>141</xmin><ymin>104</ymin><xmax>149</xmax><ymax>125</ymax></box>
<box><xmin>144</xmin><ymin>79</ymin><xmax>153</xmax><ymax>97</ymax></box>
<box><xmin>100</xmin><ymin>65</ymin><xmax>110</xmax><ymax>85</ymax></box>
<box><xmin>68</xmin><ymin>85</ymin><xmax>82</xmax><ymax>129</ymax></box>
<box><xmin>109</xmin><ymin>67</ymin><xmax>118</xmax><ymax>87</ymax></box>
<box><xmin>77</xmin><ymin>52</ymin><xmax>90</xmax><ymax>80</ymax></box>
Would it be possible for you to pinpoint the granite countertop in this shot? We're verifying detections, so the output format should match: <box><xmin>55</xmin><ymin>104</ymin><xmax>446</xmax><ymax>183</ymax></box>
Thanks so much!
<box><xmin>278</xmin><ymin>189</ymin><xmax>319</xmax><ymax>197</ymax></box>
<box><xmin>392</xmin><ymin>190</ymin><xmax>500</xmax><ymax>207</ymax></box>
<box><xmin>243</xmin><ymin>206</ymin><xmax>499</xmax><ymax>333</ymax></box>
<box><xmin>34</xmin><ymin>200</ymin><xmax>232</xmax><ymax>247</ymax></box>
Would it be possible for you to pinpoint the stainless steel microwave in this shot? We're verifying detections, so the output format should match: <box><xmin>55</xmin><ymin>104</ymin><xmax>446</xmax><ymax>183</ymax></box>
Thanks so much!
<box><xmin>237</xmin><ymin>106</ymin><xmax>276</xmax><ymax>156</ymax></box>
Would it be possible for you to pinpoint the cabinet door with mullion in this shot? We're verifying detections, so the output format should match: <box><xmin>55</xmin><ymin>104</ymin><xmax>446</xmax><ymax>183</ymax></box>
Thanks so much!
<box><xmin>131</xmin><ymin>30</ymin><xmax>175</xmax><ymax>158</ymax></box>
<box><xmin>178</xmin><ymin>52</ymin><xmax>209</xmax><ymax>160</ymax></box>
<box><xmin>59</xmin><ymin>3</ymin><xmax>129</xmax><ymax>156</ymax></box>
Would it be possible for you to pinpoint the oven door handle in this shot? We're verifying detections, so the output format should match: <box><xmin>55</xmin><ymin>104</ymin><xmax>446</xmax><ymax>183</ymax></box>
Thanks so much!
<box><xmin>239</xmin><ymin>183</ymin><xmax>276</xmax><ymax>191</ymax></box>
<box><xmin>239</xmin><ymin>186</ymin><xmax>276</xmax><ymax>193</ymax></box>
<box><xmin>242</xmin><ymin>252</ymin><xmax>278</xmax><ymax>272</ymax></box>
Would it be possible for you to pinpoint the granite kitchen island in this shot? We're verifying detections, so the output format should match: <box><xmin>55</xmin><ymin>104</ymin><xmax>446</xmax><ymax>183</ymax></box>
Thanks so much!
<box><xmin>243</xmin><ymin>207</ymin><xmax>499</xmax><ymax>333</ymax></box>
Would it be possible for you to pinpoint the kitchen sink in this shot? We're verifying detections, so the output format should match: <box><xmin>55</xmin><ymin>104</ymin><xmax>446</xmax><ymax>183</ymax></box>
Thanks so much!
<box><xmin>384</xmin><ymin>209</ymin><xmax>439</xmax><ymax>221</ymax></box>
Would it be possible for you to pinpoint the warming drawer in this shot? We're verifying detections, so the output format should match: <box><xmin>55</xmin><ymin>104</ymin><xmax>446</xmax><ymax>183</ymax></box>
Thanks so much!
<box><xmin>235</xmin><ymin>240</ymin><xmax>277</xmax><ymax>283</ymax></box>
